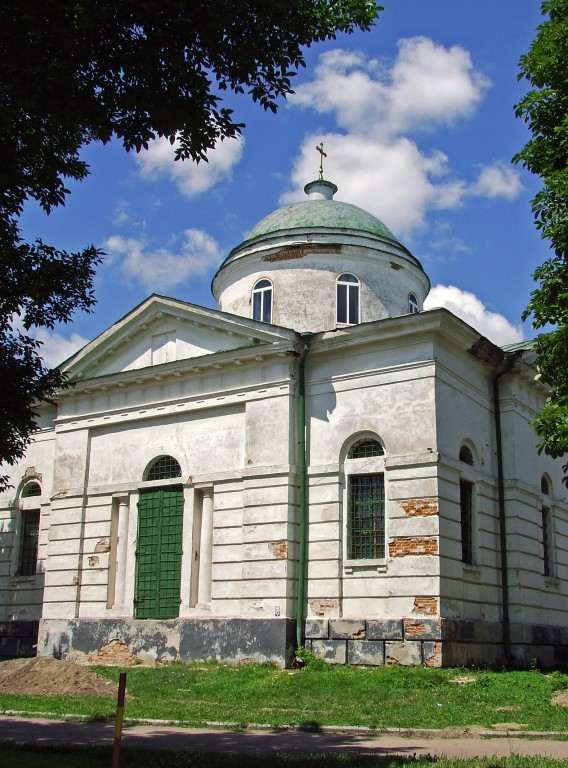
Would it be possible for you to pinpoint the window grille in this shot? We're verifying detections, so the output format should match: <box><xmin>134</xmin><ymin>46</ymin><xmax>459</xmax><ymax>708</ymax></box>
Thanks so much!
<box><xmin>19</xmin><ymin>509</ymin><xmax>40</xmax><ymax>576</ymax></box>
<box><xmin>348</xmin><ymin>438</ymin><xmax>384</xmax><ymax>459</ymax></box>
<box><xmin>146</xmin><ymin>456</ymin><xmax>182</xmax><ymax>481</ymax></box>
<box><xmin>22</xmin><ymin>481</ymin><xmax>41</xmax><ymax>497</ymax></box>
<box><xmin>336</xmin><ymin>273</ymin><xmax>360</xmax><ymax>324</ymax></box>
<box><xmin>459</xmin><ymin>445</ymin><xmax>474</xmax><ymax>465</ymax></box>
<box><xmin>460</xmin><ymin>479</ymin><xmax>473</xmax><ymax>564</ymax></box>
<box><xmin>348</xmin><ymin>474</ymin><xmax>385</xmax><ymax>559</ymax></box>
<box><xmin>252</xmin><ymin>279</ymin><xmax>273</xmax><ymax>323</ymax></box>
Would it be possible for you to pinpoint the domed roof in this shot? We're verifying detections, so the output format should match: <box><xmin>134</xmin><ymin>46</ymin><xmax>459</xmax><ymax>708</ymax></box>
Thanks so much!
<box><xmin>233</xmin><ymin>178</ymin><xmax>398</xmax><ymax>249</ymax></box>
<box><xmin>243</xmin><ymin>199</ymin><xmax>398</xmax><ymax>244</ymax></box>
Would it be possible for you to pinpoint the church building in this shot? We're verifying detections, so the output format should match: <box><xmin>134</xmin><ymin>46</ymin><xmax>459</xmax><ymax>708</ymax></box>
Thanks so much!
<box><xmin>1</xmin><ymin>176</ymin><xmax>567</xmax><ymax>668</ymax></box>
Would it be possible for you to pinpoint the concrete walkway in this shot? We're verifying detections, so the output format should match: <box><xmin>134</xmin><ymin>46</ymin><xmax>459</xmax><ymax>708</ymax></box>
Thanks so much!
<box><xmin>2</xmin><ymin>715</ymin><xmax>568</xmax><ymax>759</ymax></box>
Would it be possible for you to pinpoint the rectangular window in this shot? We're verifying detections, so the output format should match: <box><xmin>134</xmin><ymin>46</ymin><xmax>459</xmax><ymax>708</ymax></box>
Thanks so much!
<box><xmin>337</xmin><ymin>283</ymin><xmax>347</xmax><ymax>324</ymax></box>
<box><xmin>460</xmin><ymin>479</ymin><xmax>473</xmax><ymax>564</ymax></box>
<box><xmin>19</xmin><ymin>509</ymin><xmax>40</xmax><ymax>576</ymax></box>
<box><xmin>542</xmin><ymin>506</ymin><xmax>553</xmax><ymax>576</ymax></box>
<box><xmin>348</xmin><ymin>284</ymin><xmax>359</xmax><ymax>323</ymax></box>
<box><xmin>348</xmin><ymin>474</ymin><xmax>385</xmax><ymax>559</ymax></box>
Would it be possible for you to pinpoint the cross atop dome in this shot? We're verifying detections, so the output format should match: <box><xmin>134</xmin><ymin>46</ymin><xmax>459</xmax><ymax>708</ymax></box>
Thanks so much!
<box><xmin>316</xmin><ymin>142</ymin><xmax>327</xmax><ymax>180</ymax></box>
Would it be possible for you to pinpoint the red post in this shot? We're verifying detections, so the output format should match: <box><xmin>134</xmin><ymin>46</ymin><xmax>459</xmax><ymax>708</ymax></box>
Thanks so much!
<box><xmin>112</xmin><ymin>672</ymin><xmax>127</xmax><ymax>768</ymax></box>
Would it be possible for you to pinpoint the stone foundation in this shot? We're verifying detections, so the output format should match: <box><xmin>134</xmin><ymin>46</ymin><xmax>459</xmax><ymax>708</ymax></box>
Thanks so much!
<box><xmin>0</xmin><ymin>620</ymin><xmax>39</xmax><ymax>657</ymax></box>
<box><xmin>305</xmin><ymin>618</ymin><xmax>568</xmax><ymax>669</ymax></box>
<box><xmin>38</xmin><ymin>617</ymin><xmax>296</xmax><ymax>666</ymax></box>
<box><xmin>31</xmin><ymin>616</ymin><xmax>568</xmax><ymax>669</ymax></box>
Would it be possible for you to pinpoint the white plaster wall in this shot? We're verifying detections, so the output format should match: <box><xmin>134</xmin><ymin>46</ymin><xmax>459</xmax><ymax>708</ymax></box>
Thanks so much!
<box><xmin>215</xmin><ymin>241</ymin><xmax>429</xmax><ymax>333</ymax></box>
<box><xmin>497</xmin><ymin>374</ymin><xmax>568</xmax><ymax>628</ymax></box>
<box><xmin>304</xmin><ymin>338</ymin><xmax>440</xmax><ymax>621</ymax></box>
<box><xmin>0</xmin><ymin>422</ymin><xmax>56</xmax><ymax>621</ymax></box>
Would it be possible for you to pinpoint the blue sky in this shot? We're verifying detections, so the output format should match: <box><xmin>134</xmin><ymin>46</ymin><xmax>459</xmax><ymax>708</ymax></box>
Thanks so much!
<box><xmin>20</xmin><ymin>1</ymin><xmax>549</xmax><ymax>365</ymax></box>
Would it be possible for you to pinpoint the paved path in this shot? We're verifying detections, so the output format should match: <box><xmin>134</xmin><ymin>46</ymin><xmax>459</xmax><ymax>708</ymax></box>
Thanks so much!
<box><xmin>2</xmin><ymin>715</ymin><xmax>568</xmax><ymax>760</ymax></box>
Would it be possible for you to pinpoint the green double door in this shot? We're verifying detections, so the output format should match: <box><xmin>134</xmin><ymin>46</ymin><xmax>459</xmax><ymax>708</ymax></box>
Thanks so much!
<box><xmin>135</xmin><ymin>487</ymin><xmax>184</xmax><ymax>619</ymax></box>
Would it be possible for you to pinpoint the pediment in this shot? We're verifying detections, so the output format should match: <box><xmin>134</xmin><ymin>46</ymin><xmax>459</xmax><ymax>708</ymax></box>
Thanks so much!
<box><xmin>61</xmin><ymin>295</ymin><xmax>297</xmax><ymax>380</ymax></box>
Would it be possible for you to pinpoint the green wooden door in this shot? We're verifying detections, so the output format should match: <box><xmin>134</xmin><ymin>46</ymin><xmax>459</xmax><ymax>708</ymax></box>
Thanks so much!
<box><xmin>135</xmin><ymin>487</ymin><xmax>184</xmax><ymax>619</ymax></box>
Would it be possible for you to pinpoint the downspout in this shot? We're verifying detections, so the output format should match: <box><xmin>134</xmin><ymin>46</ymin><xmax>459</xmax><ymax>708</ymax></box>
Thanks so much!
<box><xmin>493</xmin><ymin>355</ymin><xmax>516</xmax><ymax>663</ymax></box>
<box><xmin>295</xmin><ymin>340</ymin><xmax>310</xmax><ymax>650</ymax></box>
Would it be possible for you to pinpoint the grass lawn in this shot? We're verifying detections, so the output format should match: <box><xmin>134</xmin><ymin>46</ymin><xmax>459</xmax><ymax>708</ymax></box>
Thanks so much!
<box><xmin>2</xmin><ymin>744</ymin><xmax>568</xmax><ymax>768</ymax></box>
<box><xmin>1</xmin><ymin>662</ymin><xmax>568</xmax><ymax>732</ymax></box>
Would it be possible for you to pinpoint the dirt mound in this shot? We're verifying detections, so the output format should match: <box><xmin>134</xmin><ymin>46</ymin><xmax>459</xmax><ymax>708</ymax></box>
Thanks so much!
<box><xmin>553</xmin><ymin>690</ymin><xmax>568</xmax><ymax>708</ymax></box>
<box><xmin>0</xmin><ymin>656</ymin><xmax>117</xmax><ymax>698</ymax></box>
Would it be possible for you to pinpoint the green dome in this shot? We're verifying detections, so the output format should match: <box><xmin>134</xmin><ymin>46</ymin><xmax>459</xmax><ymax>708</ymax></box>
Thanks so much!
<box><xmin>243</xmin><ymin>199</ymin><xmax>398</xmax><ymax>245</ymax></box>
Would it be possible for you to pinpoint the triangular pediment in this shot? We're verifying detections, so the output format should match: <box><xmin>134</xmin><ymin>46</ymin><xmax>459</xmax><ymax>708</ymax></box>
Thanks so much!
<box><xmin>61</xmin><ymin>295</ymin><xmax>297</xmax><ymax>380</ymax></box>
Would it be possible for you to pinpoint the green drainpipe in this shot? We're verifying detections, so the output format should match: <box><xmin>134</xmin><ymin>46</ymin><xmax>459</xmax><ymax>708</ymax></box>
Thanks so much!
<box><xmin>296</xmin><ymin>341</ymin><xmax>310</xmax><ymax>650</ymax></box>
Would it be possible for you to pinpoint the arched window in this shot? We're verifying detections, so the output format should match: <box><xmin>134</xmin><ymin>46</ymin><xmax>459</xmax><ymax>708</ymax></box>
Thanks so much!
<box><xmin>459</xmin><ymin>445</ymin><xmax>474</xmax><ymax>466</ymax></box>
<box><xmin>336</xmin><ymin>273</ymin><xmax>360</xmax><ymax>325</ymax></box>
<box><xmin>17</xmin><ymin>480</ymin><xmax>42</xmax><ymax>576</ymax></box>
<box><xmin>408</xmin><ymin>292</ymin><xmax>419</xmax><ymax>314</ymax></box>
<box><xmin>21</xmin><ymin>481</ymin><xmax>41</xmax><ymax>497</ymax></box>
<box><xmin>348</xmin><ymin>438</ymin><xmax>384</xmax><ymax>459</ymax></box>
<box><xmin>343</xmin><ymin>435</ymin><xmax>385</xmax><ymax>562</ymax></box>
<box><xmin>145</xmin><ymin>455</ymin><xmax>182</xmax><ymax>482</ymax></box>
<box><xmin>458</xmin><ymin>443</ymin><xmax>476</xmax><ymax>564</ymax></box>
<box><xmin>252</xmin><ymin>278</ymin><xmax>273</xmax><ymax>323</ymax></box>
<box><xmin>541</xmin><ymin>474</ymin><xmax>551</xmax><ymax>495</ymax></box>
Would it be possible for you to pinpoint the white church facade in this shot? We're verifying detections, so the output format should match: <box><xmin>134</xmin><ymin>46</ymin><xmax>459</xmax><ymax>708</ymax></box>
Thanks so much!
<box><xmin>0</xmin><ymin>178</ymin><xmax>567</xmax><ymax>668</ymax></box>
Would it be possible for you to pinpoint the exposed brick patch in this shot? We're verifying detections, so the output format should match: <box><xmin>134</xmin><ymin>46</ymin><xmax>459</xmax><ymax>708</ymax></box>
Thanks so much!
<box><xmin>401</xmin><ymin>499</ymin><xmax>438</xmax><ymax>517</ymax></box>
<box><xmin>413</xmin><ymin>597</ymin><xmax>438</xmax><ymax>616</ymax></box>
<box><xmin>309</xmin><ymin>599</ymin><xmax>338</xmax><ymax>617</ymax></box>
<box><xmin>94</xmin><ymin>538</ymin><xmax>111</xmax><ymax>553</ymax></box>
<box><xmin>404</xmin><ymin>618</ymin><xmax>441</xmax><ymax>640</ymax></box>
<box><xmin>405</xmin><ymin>621</ymin><xmax>426</xmax><ymax>638</ymax></box>
<box><xmin>423</xmin><ymin>641</ymin><xmax>443</xmax><ymax>667</ymax></box>
<box><xmin>389</xmin><ymin>537</ymin><xmax>438</xmax><ymax>557</ymax></box>
<box><xmin>87</xmin><ymin>555</ymin><xmax>99</xmax><ymax>567</ymax></box>
<box><xmin>268</xmin><ymin>540</ymin><xmax>287</xmax><ymax>559</ymax></box>
<box><xmin>97</xmin><ymin>639</ymin><xmax>137</xmax><ymax>665</ymax></box>
<box><xmin>262</xmin><ymin>244</ymin><xmax>341</xmax><ymax>262</ymax></box>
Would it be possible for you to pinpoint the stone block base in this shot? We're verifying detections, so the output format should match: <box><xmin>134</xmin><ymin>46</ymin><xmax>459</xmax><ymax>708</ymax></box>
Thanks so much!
<box><xmin>305</xmin><ymin>617</ymin><xmax>568</xmax><ymax>669</ymax></box>
<box><xmin>38</xmin><ymin>617</ymin><xmax>296</xmax><ymax>667</ymax></box>
<box><xmin>34</xmin><ymin>616</ymin><xmax>568</xmax><ymax>669</ymax></box>
<box><xmin>0</xmin><ymin>620</ymin><xmax>39</xmax><ymax>657</ymax></box>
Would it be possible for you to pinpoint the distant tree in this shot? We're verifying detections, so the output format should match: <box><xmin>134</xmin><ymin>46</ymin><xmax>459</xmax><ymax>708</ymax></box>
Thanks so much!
<box><xmin>0</xmin><ymin>0</ymin><xmax>380</xmax><ymax>487</ymax></box>
<box><xmin>514</xmin><ymin>0</ymin><xmax>568</xmax><ymax>483</ymax></box>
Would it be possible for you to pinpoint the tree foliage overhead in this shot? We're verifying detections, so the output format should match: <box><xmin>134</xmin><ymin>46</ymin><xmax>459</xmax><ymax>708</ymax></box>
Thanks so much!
<box><xmin>0</xmin><ymin>0</ymin><xmax>380</xmax><ymax>487</ymax></box>
<box><xmin>514</xmin><ymin>0</ymin><xmax>568</xmax><ymax>481</ymax></box>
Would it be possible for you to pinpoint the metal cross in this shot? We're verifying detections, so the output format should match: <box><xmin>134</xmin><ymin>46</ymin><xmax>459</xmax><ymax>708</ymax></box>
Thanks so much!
<box><xmin>316</xmin><ymin>142</ymin><xmax>327</xmax><ymax>180</ymax></box>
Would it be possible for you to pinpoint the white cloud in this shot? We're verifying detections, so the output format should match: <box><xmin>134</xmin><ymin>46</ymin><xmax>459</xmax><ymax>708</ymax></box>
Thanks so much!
<box><xmin>423</xmin><ymin>284</ymin><xmax>524</xmax><ymax>345</ymax></box>
<box><xmin>281</xmin><ymin>132</ymin><xmax>466</xmax><ymax>236</ymax></box>
<box><xmin>105</xmin><ymin>229</ymin><xmax>222</xmax><ymax>292</ymax></box>
<box><xmin>135</xmin><ymin>135</ymin><xmax>244</xmax><ymax>198</ymax></box>
<box><xmin>284</xmin><ymin>41</ymin><xmax>520</xmax><ymax>237</ymax></box>
<box><xmin>291</xmin><ymin>40</ymin><xmax>489</xmax><ymax>138</ymax></box>
<box><xmin>9</xmin><ymin>313</ymin><xmax>88</xmax><ymax>367</ymax></box>
<box><xmin>33</xmin><ymin>330</ymin><xmax>89</xmax><ymax>367</ymax></box>
<box><xmin>470</xmin><ymin>162</ymin><xmax>524</xmax><ymax>199</ymax></box>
